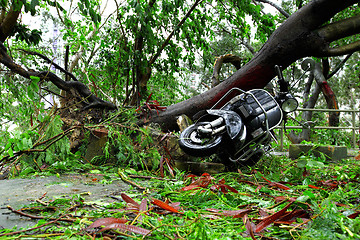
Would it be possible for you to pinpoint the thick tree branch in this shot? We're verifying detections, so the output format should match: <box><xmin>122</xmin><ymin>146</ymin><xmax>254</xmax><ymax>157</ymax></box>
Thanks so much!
<box><xmin>315</xmin><ymin>15</ymin><xmax>360</xmax><ymax>56</ymax></box>
<box><xmin>0</xmin><ymin>3</ymin><xmax>21</xmax><ymax>42</ymax></box>
<box><xmin>37</xmin><ymin>71</ymin><xmax>117</xmax><ymax>110</ymax></box>
<box><xmin>147</xmin><ymin>0</ymin><xmax>359</xmax><ymax>131</ymax></box>
<box><xmin>325</xmin><ymin>40</ymin><xmax>360</xmax><ymax>56</ymax></box>
<box><xmin>19</xmin><ymin>49</ymin><xmax>79</xmax><ymax>82</ymax></box>
<box><xmin>317</xmin><ymin>15</ymin><xmax>360</xmax><ymax>42</ymax></box>
<box><xmin>0</xmin><ymin>42</ymin><xmax>117</xmax><ymax>110</ymax></box>
<box><xmin>211</xmin><ymin>54</ymin><xmax>243</xmax><ymax>87</ymax></box>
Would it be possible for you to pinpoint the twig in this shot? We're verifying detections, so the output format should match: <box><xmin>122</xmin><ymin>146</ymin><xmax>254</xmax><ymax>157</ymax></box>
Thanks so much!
<box><xmin>118</xmin><ymin>170</ymin><xmax>146</xmax><ymax>190</ymax></box>
<box><xmin>128</xmin><ymin>174</ymin><xmax>178</xmax><ymax>182</ymax></box>
<box><xmin>0</xmin><ymin>206</ymin><xmax>74</xmax><ymax>237</ymax></box>
<box><xmin>6</xmin><ymin>205</ymin><xmax>76</xmax><ymax>222</ymax></box>
<box><xmin>142</xmin><ymin>217</ymin><xmax>200</xmax><ymax>239</ymax></box>
<box><xmin>289</xmin><ymin>210</ymin><xmax>322</xmax><ymax>239</ymax></box>
<box><xmin>1</xmin><ymin>126</ymin><xmax>80</xmax><ymax>164</ymax></box>
<box><xmin>18</xmin><ymin>48</ymin><xmax>79</xmax><ymax>82</ymax></box>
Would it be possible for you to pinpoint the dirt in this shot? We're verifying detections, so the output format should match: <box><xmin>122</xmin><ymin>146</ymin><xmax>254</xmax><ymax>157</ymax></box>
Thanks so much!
<box><xmin>0</xmin><ymin>174</ymin><xmax>130</xmax><ymax>230</ymax></box>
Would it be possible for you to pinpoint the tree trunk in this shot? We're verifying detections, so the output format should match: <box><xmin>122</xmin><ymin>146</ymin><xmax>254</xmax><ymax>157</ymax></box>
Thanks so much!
<box><xmin>0</xmin><ymin>3</ymin><xmax>21</xmax><ymax>42</ymax></box>
<box><xmin>145</xmin><ymin>0</ymin><xmax>360</xmax><ymax>131</ymax></box>
<box><xmin>313</xmin><ymin>62</ymin><xmax>340</xmax><ymax>126</ymax></box>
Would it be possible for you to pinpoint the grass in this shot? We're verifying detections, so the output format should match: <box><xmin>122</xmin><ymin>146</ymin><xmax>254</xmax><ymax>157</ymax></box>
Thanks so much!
<box><xmin>0</xmin><ymin>154</ymin><xmax>360</xmax><ymax>239</ymax></box>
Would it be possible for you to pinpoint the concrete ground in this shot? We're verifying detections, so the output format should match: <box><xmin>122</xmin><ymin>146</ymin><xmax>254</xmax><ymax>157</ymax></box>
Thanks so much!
<box><xmin>0</xmin><ymin>174</ymin><xmax>130</xmax><ymax>230</ymax></box>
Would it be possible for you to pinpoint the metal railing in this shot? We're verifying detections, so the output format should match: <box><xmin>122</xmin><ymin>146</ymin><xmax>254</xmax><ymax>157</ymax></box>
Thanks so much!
<box><xmin>276</xmin><ymin>108</ymin><xmax>360</xmax><ymax>150</ymax></box>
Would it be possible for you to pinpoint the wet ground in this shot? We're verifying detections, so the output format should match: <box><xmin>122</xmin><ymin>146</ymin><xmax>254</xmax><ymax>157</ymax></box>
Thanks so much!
<box><xmin>0</xmin><ymin>174</ymin><xmax>130</xmax><ymax>230</ymax></box>
<box><xmin>1</xmin><ymin>149</ymin><xmax>358</xmax><ymax>231</ymax></box>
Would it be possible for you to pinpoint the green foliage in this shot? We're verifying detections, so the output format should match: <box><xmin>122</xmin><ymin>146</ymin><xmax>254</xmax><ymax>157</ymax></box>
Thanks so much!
<box><xmin>10</xmin><ymin>23</ymin><xmax>42</xmax><ymax>46</ymax></box>
<box><xmin>1</xmin><ymin>154</ymin><xmax>359</xmax><ymax>239</ymax></box>
<box><xmin>104</xmin><ymin>118</ymin><xmax>162</xmax><ymax>170</ymax></box>
<box><xmin>77</xmin><ymin>0</ymin><xmax>102</xmax><ymax>24</ymax></box>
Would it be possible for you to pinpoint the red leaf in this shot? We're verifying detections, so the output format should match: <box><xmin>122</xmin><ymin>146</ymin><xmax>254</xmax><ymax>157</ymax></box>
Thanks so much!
<box><xmin>243</xmin><ymin>214</ymin><xmax>256</xmax><ymax>240</ymax></box>
<box><xmin>223</xmin><ymin>184</ymin><xmax>239</xmax><ymax>193</ymax></box>
<box><xmin>274</xmin><ymin>196</ymin><xmax>296</xmax><ymax>203</ymax></box>
<box><xmin>185</xmin><ymin>174</ymin><xmax>198</xmax><ymax>179</ymax></box>
<box><xmin>259</xmin><ymin>208</ymin><xmax>270</xmax><ymax>217</ymax></box>
<box><xmin>181</xmin><ymin>184</ymin><xmax>202</xmax><ymax>191</ymax></box>
<box><xmin>219</xmin><ymin>185</ymin><xmax>228</xmax><ymax>194</ymax></box>
<box><xmin>86</xmin><ymin>217</ymin><xmax>128</xmax><ymax>230</ymax></box>
<box><xmin>164</xmin><ymin>157</ymin><xmax>175</xmax><ymax>177</ymax></box>
<box><xmin>269</xmin><ymin>182</ymin><xmax>290</xmax><ymax>190</ymax></box>
<box><xmin>184</xmin><ymin>174</ymin><xmax>198</xmax><ymax>184</ymax></box>
<box><xmin>145</xmin><ymin>102</ymin><xmax>152</xmax><ymax>112</ymax></box>
<box><xmin>184</xmin><ymin>173</ymin><xmax>213</xmax><ymax>189</ymax></box>
<box><xmin>198</xmin><ymin>174</ymin><xmax>213</xmax><ymax>188</ymax></box>
<box><xmin>255</xmin><ymin>202</ymin><xmax>293</xmax><ymax>232</ymax></box>
<box><xmin>348</xmin><ymin>211</ymin><xmax>360</xmax><ymax>219</ymax></box>
<box><xmin>169</xmin><ymin>202</ymin><xmax>181</xmax><ymax>210</ymax></box>
<box><xmin>139</xmin><ymin>198</ymin><xmax>147</xmax><ymax>212</ymax></box>
<box><xmin>152</xmin><ymin>199</ymin><xmax>183</xmax><ymax>214</ymax></box>
<box><xmin>99</xmin><ymin>223</ymin><xmax>151</xmax><ymax>236</ymax></box>
<box><xmin>201</xmin><ymin>214</ymin><xmax>222</xmax><ymax>220</ymax></box>
<box><xmin>308</xmin><ymin>184</ymin><xmax>324</xmax><ymax>190</ymax></box>
<box><xmin>335</xmin><ymin>202</ymin><xmax>349</xmax><ymax>208</ymax></box>
<box><xmin>138</xmin><ymin>198</ymin><xmax>148</xmax><ymax>223</ymax></box>
<box><xmin>206</xmin><ymin>208</ymin><xmax>251</xmax><ymax>218</ymax></box>
<box><xmin>261</xmin><ymin>176</ymin><xmax>272</xmax><ymax>183</ymax></box>
<box><xmin>163</xmin><ymin>146</ymin><xmax>174</xmax><ymax>162</ymax></box>
<box><xmin>121</xmin><ymin>193</ymin><xmax>140</xmax><ymax>209</ymax></box>
<box><xmin>275</xmin><ymin>209</ymin><xmax>309</xmax><ymax>224</ymax></box>
<box><xmin>255</xmin><ymin>185</ymin><xmax>263</xmax><ymax>192</ymax></box>
<box><xmin>146</xmin><ymin>93</ymin><xmax>153</xmax><ymax>102</ymax></box>
<box><xmin>160</xmin><ymin>133</ymin><xmax>170</xmax><ymax>142</ymax></box>
<box><xmin>210</xmin><ymin>184</ymin><xmax>222</xmax><ymax>192</ymax></box>
<box><xmin>219</xmin><ymin>178</ymin><xmax>226</xmax><ymax>184</ymax></box>
<box><xmin>302</xmin><ymin>168</ymin><xmax>310</xmax><ymax>177</ymax></box>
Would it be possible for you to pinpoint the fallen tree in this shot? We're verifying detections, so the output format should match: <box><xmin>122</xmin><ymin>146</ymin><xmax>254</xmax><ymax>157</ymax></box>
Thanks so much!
<box><xmin>0</xmin><ymin>0</ymin><xmax>359</xmax><ymax>133</ymax></box>
<box><xmin>144</xmin><ymin>0</ymin><xmax>360</xmax><ymax>131</ymax></box>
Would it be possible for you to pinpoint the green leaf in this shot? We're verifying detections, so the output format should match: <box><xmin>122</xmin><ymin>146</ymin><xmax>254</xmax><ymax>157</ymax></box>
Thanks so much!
<box><xmin>83</xmin><ymin>0</ymin><xmax>90</xmax><ymax>8</ymax></box>
<box><xmin>5</xmin><ymin>142</ymin><xmax>11</xmax><ymax>151</ymax></box>
<box><xmin>30</xmin><ymin>0</ymin><xmax>39</xmax><ymax>11</ymax></box>
<box><xmin>303</xmin><ymin>190</ymin><xmax>316</xmax><ymax>199</ymax></box>
<box><xmin>296</xmin><ymin>195</ymin><xmax>310</xmax><ymax>202</ymax></box>
<box><xmin>8</xmin><ymin>148</ymin><xmax>14</xmax><ymax>157</ymax></box>
<box><xmin>307</xmin><ymin>160</ymin><xmax>325</xmax><ymax>168</ymax></box>
<box><xmin>297</xmin><ymin>159</ymin><xmax>307</xmax><ymax>168</ymax></box>
<box><xmin>30</xmin><ymin>75</ymin><xmax>40</xmax><ymax>82</ymax></box>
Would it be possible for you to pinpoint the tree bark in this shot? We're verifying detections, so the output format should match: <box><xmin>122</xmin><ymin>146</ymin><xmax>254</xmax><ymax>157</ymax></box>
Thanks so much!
<box><xmin>211</xmin><ymin>54</ymin><xmax>243</xmax><ymax>88</ymax></box>
<box><xmin>144</xmin><ymin>0</ymin><xmax>360</xmax><ymax>131</ymax></box>
<box><xmin>0</xmin><ymin>42</ymin><xmax>117</xmax><ymax>111</ymax></box>
<box><xmin>0</xmin><ymin>3</ymin><xmax>21</xmax><ymax>42</ymax></box>
<box><xmin>313</xmin><ymin>62</ymin><xmax>340</xmax><ymax>126</ymax></box>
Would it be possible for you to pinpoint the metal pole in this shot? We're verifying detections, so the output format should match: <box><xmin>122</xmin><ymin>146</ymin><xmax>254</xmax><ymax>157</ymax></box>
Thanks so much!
<box><xmin>280</xmin><ymin>127</ymin><xmax>284</xmax><ymax>151</ymax></box>
<box><xmin>352</xmin><ymin>110</ymin><xmax>356</xmax><ymax>148</ymax></box>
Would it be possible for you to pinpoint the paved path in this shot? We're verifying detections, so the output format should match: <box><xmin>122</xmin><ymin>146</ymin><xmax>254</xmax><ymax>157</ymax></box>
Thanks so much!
<box><xmin>0</xmin><ymin>174</ymin><xmax>129</xmax><ymax>230</ymax></box>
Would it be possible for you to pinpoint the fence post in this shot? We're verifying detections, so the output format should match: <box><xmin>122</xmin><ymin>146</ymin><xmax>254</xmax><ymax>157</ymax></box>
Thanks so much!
<box><xmin>280</xmin><ymin>127</ymin><xmax>284</xmax><ymax>151</ymax></box>
<box><xmin>352</xmin><ymin>110</ymin><xmax>356</xmax><ymax>148</ymax></box>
